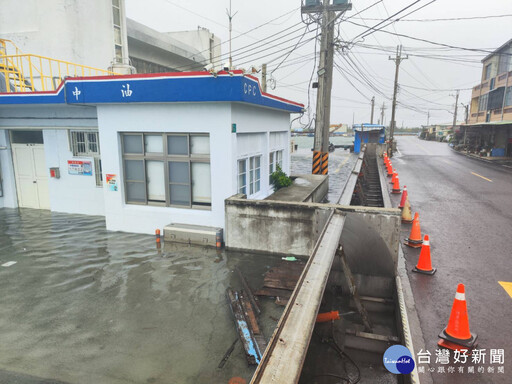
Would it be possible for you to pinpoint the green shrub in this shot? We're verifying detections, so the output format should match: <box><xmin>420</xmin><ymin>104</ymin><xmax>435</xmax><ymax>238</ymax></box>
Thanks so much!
<box><xmin>270</xmin><ymin>165</ymin><xmax>293</xmax><ymax>190</ymax></box>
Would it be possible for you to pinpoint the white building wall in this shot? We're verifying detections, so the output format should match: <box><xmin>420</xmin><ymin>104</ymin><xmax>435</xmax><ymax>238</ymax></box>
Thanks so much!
<box><xmin>231</xmin><ymin>103</ymin><xmax>291</xmax><ymax>197</ymax></box>
<box><xmin>0</xmin><ymin>130</ymin><xmax>18</xmax><ymax>208</ymax></box>
<box><xmin>42</xmin><ymin>130</ymin><xmax>105</xmax><ymax>216</ymax></box>
<box><xmin>97</xmin><ymin>103</ymin><xmax>233</xmax><ymax>234</ymax></box>
<box><xmin>168</xmin><ymin>29</ymin><xmax>222</xmax><ymax>67</ymax></box>
<box><xmin>0</xmin><ymin>0</ymin><xmax>116</xmax><ymax>70</ymax></box>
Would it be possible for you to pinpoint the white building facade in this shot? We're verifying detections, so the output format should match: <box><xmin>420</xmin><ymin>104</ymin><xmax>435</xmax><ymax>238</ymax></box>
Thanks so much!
<box><xmin>0</xmin><ymin>71</ymin><xmax>303</xmax><ymax>234</ymax></box>
<box><xmin>0</xmin><ymin>0</ymin><xmax>220</xmax><ymax>74</ymax></box>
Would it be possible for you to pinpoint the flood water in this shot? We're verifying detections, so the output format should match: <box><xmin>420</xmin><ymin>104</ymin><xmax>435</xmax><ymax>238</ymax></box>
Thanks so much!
<box><xmin>291</xmin><ymin>136</ymin><xmax>357</xmax><ymax>203</ymax></box>
<box><xmin>0</xmin><ymin>143</ymin><xmax>358</xmax><ymax>384</ymax></box>
<box><xmin>0</xmin><ymin>209</ymin><xmax>283</xmax><ymax>384</ymax></box>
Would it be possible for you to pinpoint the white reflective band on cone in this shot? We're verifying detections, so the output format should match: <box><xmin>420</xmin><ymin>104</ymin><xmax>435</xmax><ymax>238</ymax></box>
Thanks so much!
<box><xmin>455</xmin><ymin>292</ymin><xmax>465</xmax><ymax>301</ymax></box>
<box><xmin>424</xmin><ymin>240</ymin><xmax>430</xmax><ymax>246</ymax></box>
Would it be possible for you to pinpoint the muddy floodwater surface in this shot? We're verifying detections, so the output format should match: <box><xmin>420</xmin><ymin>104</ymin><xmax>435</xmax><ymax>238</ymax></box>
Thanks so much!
<box><xmin>0</xmin><ymin>209</ymin><xmax>284</xmax><ymax>384</ymax></box>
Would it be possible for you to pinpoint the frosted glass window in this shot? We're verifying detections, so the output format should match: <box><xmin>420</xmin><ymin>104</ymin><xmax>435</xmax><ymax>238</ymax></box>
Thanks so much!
<box><xmin>170</xmin><ymin>185</ymin><xmax>190</xmax><ymax>206</ymax></box>
<box><xmin>114</xmin><ymin>26</ymin><xmax>122</xmax><ymax>46</ymax></box>
<box><xmin>123</xmin><ymin>135</ymin><xmax>142</xmax><ymax>154</ymax></box>
<box><xmin>169</xmin><ymin>162</ymin><xmax>189</xmax><ymax>183</ymax></box>
<box><xmin>121</xmin><ymin>133</ymin><xmax>210</xmax><ymax>208</ymax></box>
<box><xmin>112</xmin><ymin>6</ymin><xmax>121</xmax><ymax>26</ymax></box>
<box><xmin>192</xmin><ymin>163</ymin><xmax>211</xmax><ymax>204</ymax></box>
<box><xmin>146</xmin><ymin>161</ymin><xmax>165</xmax><ymax>202</ymax></box>
<box><xmin>168</xmin><ymin>135</ymin><xmax>188</xmax><ymax>155</ymax></box>
<box><xmin>190</xmin><ymin>135</ymin><xmax>210</xmax><ymax>155</ymax></box>
<box><xmin>126</xmin><ymin>183</ymin><xmax>145</xmax><ymax>202</ymax></box>
<box><xmin>144</xmin><ymin>134</ymin><xmax>163</xmax><ymax>153</ymax></box>
<box><xmin>125</xmin><ymin>160</ymin><xmax>144</xmax><ymax>181</ymax></box>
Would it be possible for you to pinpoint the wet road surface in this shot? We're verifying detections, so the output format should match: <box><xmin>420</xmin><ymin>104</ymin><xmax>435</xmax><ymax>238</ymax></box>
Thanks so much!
<box><xmin>0</xmin><ymin>209</ymin><xmax>284</xmax><ymax>384</ymax></box>
<box><xmin>391</xmin><ymin>136</ymin><xmax>512</xmax><ymax>383</ymax></box>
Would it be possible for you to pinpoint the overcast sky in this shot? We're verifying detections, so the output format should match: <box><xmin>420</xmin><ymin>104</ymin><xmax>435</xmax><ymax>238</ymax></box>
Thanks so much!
<box><xmin>125</xmin><ymin>0</ymin><xmax>512</xmax><ymax>128</ymax></box>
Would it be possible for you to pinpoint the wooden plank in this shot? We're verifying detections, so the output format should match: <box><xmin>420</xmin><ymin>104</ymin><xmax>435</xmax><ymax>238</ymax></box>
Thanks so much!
<box><xmin>254</xmin><ymin>287</ymin><xmax>293</xmax><ymax>299</ymax></box>
<box><xmin>235</xmin><ymin>266</ymin><xmax>261</xmax><ymax>316</ymax></box>
<box><xmin>275</xmin><ymin>297</ymin><xmax>289</xmax><ymax>306</ymax></box>
<box><xmin>262</xmin><ymin>277</ymin><xmax>298</xmax><ymax>290</ymax></box>
<box><xmin>338</xmin><ymin>248</ymin><xmax>373</xmax><ymax>332</ymax></box>
<box><xmin>239</xmin><ymin>290</ymin><xmax>261</xmax><ymax>335</ymax></box>
<box><xmin>251</xmin><ymin>212</ymin><xmax>345</xmax><ymax>384</ymax></box>
<box><xmin>226</xmin><ymin>288</ymin><xmax>262</xmax><ymax>365</ymax></box>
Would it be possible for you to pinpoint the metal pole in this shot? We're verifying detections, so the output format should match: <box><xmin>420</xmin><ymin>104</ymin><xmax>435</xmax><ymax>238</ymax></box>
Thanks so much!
<box><xmin>312</xmin><ymin>8</ymin><xmax>335</xmax><ymax>174</ymax></box>
<box><xmin>370</xmin><ymin>96</ymin><xmax>375</xmax><ymax>124</ymax></box>
<box><xmin>388</xmin><ymin>45</ymin><xmax>407</xmax><ymax>157</ymax></box>
<box><xmin>262</xmin><ymin>63</ymin><xmax>267</xmax><ymax>93</ymax></box>
<box><xmin>501</xmin><ymin>70</ymin><xmax>509</xmax><ymax>121</ymax></box>
<box><xmin>226</xmin><ymin>0</ymin><xmax>237</xmax><ymax>69</ymax></box>
<box><xmin>452</xmin><ymin>89</ymin><xmax>459</xmax><ymax>130</ymax></box>
<box><xmin>303</xmin><ymin>1</ymin><xmax>351</xmax><ymax>175</ymax></box>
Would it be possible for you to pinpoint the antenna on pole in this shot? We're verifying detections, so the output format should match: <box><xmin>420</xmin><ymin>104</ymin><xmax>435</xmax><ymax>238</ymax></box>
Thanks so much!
<box><xmin>226</xmin><ymin>0</ymin><xmax>238</xmax><ymax>70</ymax></box>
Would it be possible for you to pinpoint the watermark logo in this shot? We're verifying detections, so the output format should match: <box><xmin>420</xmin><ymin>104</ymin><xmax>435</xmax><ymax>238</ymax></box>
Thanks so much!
<box><xmin>383</xmin><ymin>345</ymin><xmax>415</xmax><ymax>374</ymax></box>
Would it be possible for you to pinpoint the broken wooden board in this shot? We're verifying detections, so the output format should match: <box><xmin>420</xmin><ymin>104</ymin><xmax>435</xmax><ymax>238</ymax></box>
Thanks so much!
<box><xmin>236</xmin><ymin>265</ymin><xmax>261</xmax><ymax>315</ymax></box>
<box><xmin>254</xmin><ymin>287</ymin><xmax>293</xmax><ymax>299</ymax></box>
<box><xmin>226</xmin><ymin>288</ymin><xmax>262</xmax><ymax>365</ymax></box>
<box><xmin>259</xmin><ymin>261</ymin><xmax>306</xmax><ymax>293</ymax></box>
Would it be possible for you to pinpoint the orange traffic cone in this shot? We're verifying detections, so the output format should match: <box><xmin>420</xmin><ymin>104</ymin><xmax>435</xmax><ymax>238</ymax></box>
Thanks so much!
<box><xmin>398</xmin><ymin>185</ymin><xmax>408</xmax><ymax>209</ymax></box>
<box><xmin>438</xmin><ymin>284</ymin><xmax>478</xmax><ymax>351</ymax></box>
<box><xmin>387</xmin><ymin>163</ymin><xmax>393</xmax><ymax>177</ymax></box>
<box><xmin>404</xmin><ymin>212</ymin><xmax>423</xmax><ymax>247</ymax></box>
<box><xmin>412</xmin><ymin>235</ymin><xmax>436</xmax><ymax>275</ymax></box>
<box><xmin>390</xmin><ymin>170</ymin><xmax>397</xmax><ymax>184</ymax></box>
<box><xmin>401</xmin><ymin>198</ymin><xmax>413</xmax><ymax>223</ymax></box>
<box><xmin>391</xmin><ymin>176</ymin><xmax>401</xmax><ymax>194</ymax></box>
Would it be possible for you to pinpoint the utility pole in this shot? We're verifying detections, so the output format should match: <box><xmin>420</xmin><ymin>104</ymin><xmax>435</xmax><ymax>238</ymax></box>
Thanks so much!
<box><xmin>451</xmin><ymin>89</ymin><xmax>460</xmax><ymax>131</ymax></box>
<box><xmin>461</xmin><ymin>103</ymin><xmax>469</xmax><ymax>149</ymax></box>
<box><xmin>262</xmin><ymin>63</ymin><xmax>267</xmax><ymax>93</ymax></box>
<box><xmin>226</xmin><ymin>0</ymin><xmax>238</xmax><ymax>69</ymax></box>
<box><xmin>427</xmin><ymin>110</ymin><xmax>430</xmax><ymax>126</ymax></box>
<box><xmin>370</xmin><ymin>96</ymin><xmax>375</xmax><ymax>124</ymax></box>
<box><xmin>302</xmin><ymin>0</ymin><xmax>351</xmax><ymax>175</ymax></box>
<box><xmin>380</xmin><ymin>102</ymin><xmax>386</xmax><ymax>126</ymax></box>
<box><xmin>388</xmin><ymin>45</ymin><xmax>407</xmax><ymax>157</ymax></box>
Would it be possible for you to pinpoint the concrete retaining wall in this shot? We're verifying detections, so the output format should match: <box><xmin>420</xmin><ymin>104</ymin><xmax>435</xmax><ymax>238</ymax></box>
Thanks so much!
<box><xmin>225</xmin><ymin>195</ymin><xmax>400</xmax><ymax>261</ymax></box>
<box><xmin>225</xmin><ymin>195</ymin><xmax>332</xmax><ymax>256</ymax></box>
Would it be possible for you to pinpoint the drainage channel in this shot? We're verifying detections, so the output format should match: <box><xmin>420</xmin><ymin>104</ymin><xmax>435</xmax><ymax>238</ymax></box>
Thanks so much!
<box><xmin>252</xmin><ymin>144</ymin><xmax>415</xmax><ymax>384</ymax></box>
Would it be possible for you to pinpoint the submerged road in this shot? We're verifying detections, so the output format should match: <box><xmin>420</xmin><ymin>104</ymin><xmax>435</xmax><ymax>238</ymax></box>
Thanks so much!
<box><xmin>392</xmin><ymin>136</ymin><xmax>512</xmax><ymax>384</ymax></box>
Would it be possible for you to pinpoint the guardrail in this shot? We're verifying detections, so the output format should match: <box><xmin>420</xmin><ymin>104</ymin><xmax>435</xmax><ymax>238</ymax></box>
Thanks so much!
<box><xmin>0</xmin><ymin>39</ymin><xmax>118</xmax><ymax>92</ymax></box>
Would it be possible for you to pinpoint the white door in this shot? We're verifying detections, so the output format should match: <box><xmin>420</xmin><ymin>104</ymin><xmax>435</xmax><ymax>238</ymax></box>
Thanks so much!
<box><xmin>12</xmin><ymin>144</ymin><xmax>50</xmax><ymax>209</ymax></box>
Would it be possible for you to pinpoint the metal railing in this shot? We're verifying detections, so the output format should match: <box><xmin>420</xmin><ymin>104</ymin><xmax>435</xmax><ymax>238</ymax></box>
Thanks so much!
<box><xmin>0</xmin><ymin>39</ymin><xmax>118</xmax><ymax>93</ymax></box>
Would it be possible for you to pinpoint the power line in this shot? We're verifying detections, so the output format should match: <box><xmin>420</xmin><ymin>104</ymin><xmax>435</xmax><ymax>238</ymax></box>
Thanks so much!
<box><xmin>350</xmin><ymin>13</ymin><xmax>512</xmax><ymax>22</ymax></box>
<box><xmin>349</xmin><ymin>0</ymin><xmax>423</xmax><ymax>43</ymax></box>
<box><xmin>345</xmin><ymin>19</ymin><xmax>512</xmax><ymax>56</ymax></box>
<box><xmin>356</xmin><ymin>0</ymin><xmax>438</xmax><ymax>42</ymax></box>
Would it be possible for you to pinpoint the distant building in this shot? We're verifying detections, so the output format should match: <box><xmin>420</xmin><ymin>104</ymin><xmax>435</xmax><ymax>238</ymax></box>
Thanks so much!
<box><xmin>0</xmin><ymin>71</ymin><xmax>303</xmax><ymax>234</ymax></box>
<box><xmin>465</xmin><ymin>38</ymin><xmax>512</xmax><ymax>156</ymax></box>
<box><xmin>352</xmin><ymin>124</ymin><xmax>385</xmax><ymax>153</ymax></box>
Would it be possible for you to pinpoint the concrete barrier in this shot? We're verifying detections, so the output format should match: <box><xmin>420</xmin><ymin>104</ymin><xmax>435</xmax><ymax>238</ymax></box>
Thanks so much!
<box><xmin>225</xmin><ymin>195</ymin><xmax>400</xmax><ymax>263</ymax></box>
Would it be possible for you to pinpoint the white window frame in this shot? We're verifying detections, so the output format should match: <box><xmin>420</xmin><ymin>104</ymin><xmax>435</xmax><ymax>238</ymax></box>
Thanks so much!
<box><xmin>238</xmin><ymin>159</ymin><xmax>247</xmax><ymax>195</ymax></box>
<box><xmin>238</xmin><ymin>155</ymin><xmax>261</xmax><ymax>196</ymax></box>
<box><xmin>269</xmin><ymin>149</ymin><xmax>284</xmax><ymax>179</ymax></box>
<box><xmin>249</xmin><ymin>155</ymin><xmax>261</xmax><ymax>195</ymax></box>
<box><xmin>69</xmin><ymin>130</ymin><xmax>102</xmax><ymax>187</ymax></box>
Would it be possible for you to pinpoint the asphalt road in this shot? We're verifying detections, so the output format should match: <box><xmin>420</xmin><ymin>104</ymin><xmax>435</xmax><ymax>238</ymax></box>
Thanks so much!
<box><xmin>391</xmin><ymin>136</ymin><xmax>512</xmax><ymax>384</ymax></box>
